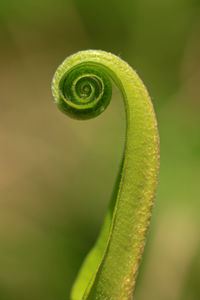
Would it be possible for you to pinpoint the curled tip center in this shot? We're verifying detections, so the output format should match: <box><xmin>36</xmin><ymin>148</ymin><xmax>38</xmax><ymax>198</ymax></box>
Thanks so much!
<box><xmin>53</xmin><ymin>61</ymin><xmax>112</xmax><ymax>120</ymax></box>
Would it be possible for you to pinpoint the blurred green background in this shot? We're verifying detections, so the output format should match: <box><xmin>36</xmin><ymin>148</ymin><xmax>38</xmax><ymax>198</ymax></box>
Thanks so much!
<box><xmin>0</xmin><ymin>0</ymin><xmax>200</xmax><ymax>299</ymax></box>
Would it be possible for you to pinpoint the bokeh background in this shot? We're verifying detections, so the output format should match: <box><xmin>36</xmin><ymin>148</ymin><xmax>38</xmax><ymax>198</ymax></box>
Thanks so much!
<box><xmin>0</xmin><ymin>0</ymin><xmax>200</xmax><ymax>299</ymax></box>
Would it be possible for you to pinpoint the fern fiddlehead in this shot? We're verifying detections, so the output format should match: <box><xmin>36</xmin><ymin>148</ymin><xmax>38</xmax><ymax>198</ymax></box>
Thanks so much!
<box><xmin>52</xmin><ymin>50</ymin><xmax>159</xmax><ymax>300</ymax></box>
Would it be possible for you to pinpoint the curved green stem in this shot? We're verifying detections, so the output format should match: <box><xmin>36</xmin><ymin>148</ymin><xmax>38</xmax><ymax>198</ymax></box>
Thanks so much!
<box><xmin>52</xmin><ymin>50</ymin><xmax>159</xmax><ymax>300</ymax></box>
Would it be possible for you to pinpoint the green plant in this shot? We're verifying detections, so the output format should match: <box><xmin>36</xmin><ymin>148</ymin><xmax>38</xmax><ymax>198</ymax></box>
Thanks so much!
<box><xmin>52</xmin><ymin>50</ymin><xmax>159</xmax><ymax>300</ymax></box>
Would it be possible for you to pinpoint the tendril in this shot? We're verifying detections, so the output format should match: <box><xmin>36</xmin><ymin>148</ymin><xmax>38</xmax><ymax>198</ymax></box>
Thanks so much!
<box><xmin>51</xmin><ymin>50</ymin><xmax>159</xmax><ymax>300</ymax></box>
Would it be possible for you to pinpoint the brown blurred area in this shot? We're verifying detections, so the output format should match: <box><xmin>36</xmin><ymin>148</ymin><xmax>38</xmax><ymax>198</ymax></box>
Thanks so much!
<box><xmin>0</xmin><ymin>0</ymin><xmax>200</xmax><ymax>299</ymax></box>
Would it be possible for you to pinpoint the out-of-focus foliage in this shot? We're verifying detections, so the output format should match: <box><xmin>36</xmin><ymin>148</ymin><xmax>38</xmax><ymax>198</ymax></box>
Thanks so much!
<box><xmin>0</xmin><ymin>0</ymin><xmax>199</xmax><ymax>299</ymax></box>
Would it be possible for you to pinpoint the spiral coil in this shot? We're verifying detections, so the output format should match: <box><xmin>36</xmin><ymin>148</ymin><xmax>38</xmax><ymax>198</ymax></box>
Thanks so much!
<box><xmin>52</xmin><ymin>62</ymin><xmax>112</xmax><ymax>120</ymax></box>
